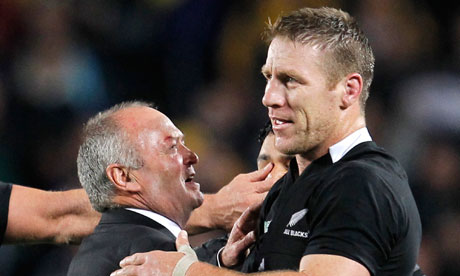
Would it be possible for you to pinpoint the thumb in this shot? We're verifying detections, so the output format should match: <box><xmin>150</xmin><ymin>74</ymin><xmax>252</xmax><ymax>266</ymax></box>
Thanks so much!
<box><xmin>176</xmin><ymin>230</ymin><xmax>190</xmax><ymax>251</ymax></box>
<box><xmin>249</xmin><ymin>163</ymin><xmax>273</xmax><ymax>181</ymax></box>
<box><xmin>119</xmin><ymin>252</ymin><xmax>145</xmax><ymax>267</ymax></box>
<box><xmin>255</xmin><ymin>176</ymin><xmax>276</xmax><ymax>193</ymax></box>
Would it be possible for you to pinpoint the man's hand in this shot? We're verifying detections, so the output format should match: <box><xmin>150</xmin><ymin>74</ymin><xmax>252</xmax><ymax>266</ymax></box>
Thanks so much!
<box><xmin>221</xmin><ymin>203</ymin><xmax>261</xmax><ymax>267</ymax></box>
<box><xmin>211</xmin><ymin>163</ymin><xmax>275</xmax><ymax>231</ymax></box>
<box><xmin>111</xmin><ymin>231</ymin><xmax>194</xmax><ymax>276</ymax></box>
<box><xmin>185</xmin><ymin>163</ymin><xmax>275</xmax><ymax>234</ymax></box>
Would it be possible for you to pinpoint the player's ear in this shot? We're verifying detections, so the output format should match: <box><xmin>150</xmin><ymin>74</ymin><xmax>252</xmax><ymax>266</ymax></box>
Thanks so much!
<box><xmin>340</xmin><ymin>73</ymin><xmax>362</xmax><ymax>109</ymax></box>
<box><xmin>106</xmin><ymin>164</ymin><xmax>141</xmax><ymax>192</ymax></box>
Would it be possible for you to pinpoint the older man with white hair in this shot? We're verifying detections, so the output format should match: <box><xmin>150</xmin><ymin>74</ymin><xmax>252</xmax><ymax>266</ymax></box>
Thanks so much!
<box><xmin>67</xmin><ymin>101</ymin><xmax>205</xmax><ymax>276</ymax></box>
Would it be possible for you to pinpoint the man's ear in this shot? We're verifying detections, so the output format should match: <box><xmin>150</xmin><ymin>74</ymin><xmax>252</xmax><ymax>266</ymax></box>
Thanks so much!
<box><xmin>106</xmin><ymin>164</ymin><xmax>141</xmax><ymax>192</ymax></box>
<box><xmin>340</xmin><ymin>73</ymin><xmax>363</xmax><ymax>109</ymax></box>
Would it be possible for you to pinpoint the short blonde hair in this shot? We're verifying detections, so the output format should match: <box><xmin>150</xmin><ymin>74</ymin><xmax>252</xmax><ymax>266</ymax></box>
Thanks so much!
<box><xmin>264</xmin><ymin>7</ymin><xmax>375</xmax><ymax>111</ymax></box>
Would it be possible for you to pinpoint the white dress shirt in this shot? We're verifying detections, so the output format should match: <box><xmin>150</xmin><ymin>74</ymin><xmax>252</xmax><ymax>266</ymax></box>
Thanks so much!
<box><xmin>125</xmin><ymin>208</ymin><xmax>181</xmax><ymax>238</ymax></box>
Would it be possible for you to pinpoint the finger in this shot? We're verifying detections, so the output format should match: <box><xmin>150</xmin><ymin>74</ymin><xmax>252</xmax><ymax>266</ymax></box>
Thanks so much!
<box><xmin>254</xmin><ymin>176</ymin><xmax>276</xmax><ymax>193</ymax></box>
<box><xmin>234</xmin><ymin>205</ymin><xmax>259</xmax><ymax>233</ymax></box>
<box><xmin>176</xmin><ymin>230</ymin><xmax>190</xmax><ymax>251</ymax></box>
<box><xmin>110</xmin><ymin>266</ymin><xmax>137</xmax><ymax>276</ymax></box>
<box><xmin>227</xmin><ymin>219</ymin><xmax>245</xmax><ymax>243</ymax></box>
<box><xmin>221</xmin><ymin>231</ymin><xmax>256</xmax><ymax>267</ymax></box>
<box><xmin>249</xmin><ymin>163</ymin><xmax>273</xmax><ymax>181</ymax></box>
<box><xmin>235</xmin><ymin>231</ymin><xmax>256</xmax><ymax>250</ymax></box>
<box><xmin>227</xmin><ymin>212</ymin><xmax>251</xmax><ymax>243</ymax></box>
<box><xmin>227</xmin><ymin>203</ymin><xmax>262</xmax><ymax>243</ymax></box>
<box><xmin>120</xmin><ymin>253</ymin><xmax>146</xmax><ymax>267</ymax></box>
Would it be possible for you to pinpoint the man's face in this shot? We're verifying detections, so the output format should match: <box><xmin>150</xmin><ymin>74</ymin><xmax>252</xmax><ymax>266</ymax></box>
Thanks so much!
<box><xmin>262</xmin><ymin>36</ymin><xmax>342</xmax><ymax>158</ymax></box>
<box><xmin>120</xmin><ymin>107</ymin><xmax>203</xmax><ymax>224</ymax></box>
<box><xmin>257</xmin><ymin>132</ymin><xmax>292</xmax><ymax>181</ymax></box>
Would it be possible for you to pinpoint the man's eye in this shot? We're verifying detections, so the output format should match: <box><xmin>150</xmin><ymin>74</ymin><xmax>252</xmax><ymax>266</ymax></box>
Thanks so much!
<box><xmin>285</xmin><ymin>76</ymin><xmax>296</xmax><ymax>83</ymax></box>
<box><xmin>283</xmin><ymin>76</ymin><xmax>299</xmax><ymax>87</ymax></box>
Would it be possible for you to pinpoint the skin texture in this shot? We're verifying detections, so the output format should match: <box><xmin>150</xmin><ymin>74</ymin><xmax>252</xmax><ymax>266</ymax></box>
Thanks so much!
<box><xmin>256</xmin><ymin>132</ymin><xmax>293</xmax><ymax>180</ymax></box>
<box><xmin>110</xmin><ymin>36</ymin><xmax>370</xmax><ymax>276</ymax></box>
<box><xmin>187</xmin><ymin>129</ymin><xmax>290</xmax><ymax>234</ymax></box>
<box><xmin>262</xmin><ymin>37</ymin><xmax>365</xmax><ymax>171</ymax></box>
<box><xmin>5</xmin><ymin>185</ymin><xmax>100</xmax><ymax>244</ymax></box>
<box><xmin>185</xmin><ymin>163</ymin><xmax>275</xmax><ymax>233</ymax></box>
<box><xmin>220</xmin><ymin>203</ymin><xmax>261</xmax><ymax>267</ymax></box>
<box><xmin>106</xmin><ymin>106</ymin><xmax>204</xmax><ymax>228</ymax></box>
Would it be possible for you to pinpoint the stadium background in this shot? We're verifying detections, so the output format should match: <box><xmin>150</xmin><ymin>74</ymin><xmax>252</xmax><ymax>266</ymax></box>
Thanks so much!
<box><xmin>0</xmin><ymin>0</ymin><xmax>459</xmax><ymax>275</ymax></box>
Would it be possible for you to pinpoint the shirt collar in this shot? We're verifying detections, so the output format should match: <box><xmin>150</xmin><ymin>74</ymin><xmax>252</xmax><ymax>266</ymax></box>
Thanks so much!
<box><xmin>329</xmin><ymin>127</ymin><xmax>372</xmax><ymax>163</ymax></box>
<box><xmin>125</xmin><ymin>208</ymin><xmax>182</xmax><ymax>238</ymax></box>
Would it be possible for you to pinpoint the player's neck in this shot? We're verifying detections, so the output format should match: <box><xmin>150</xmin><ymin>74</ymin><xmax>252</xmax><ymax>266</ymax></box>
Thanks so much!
<box><xmin>296</xmin><ymin>156</ymin><xmax>312</xmax><ymax>174</ymax></box>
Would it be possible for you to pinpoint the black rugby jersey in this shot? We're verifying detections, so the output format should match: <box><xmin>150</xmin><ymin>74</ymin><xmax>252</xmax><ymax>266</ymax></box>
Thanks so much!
<box><xmin>241</xmin><ymin>142</ymin><xmax>422</xmax><ymax>276</ymax></box>
<box><xmin>0</xmin><ymin>182</ymin><xmax>12</xmax><ymax>245</ymax></box>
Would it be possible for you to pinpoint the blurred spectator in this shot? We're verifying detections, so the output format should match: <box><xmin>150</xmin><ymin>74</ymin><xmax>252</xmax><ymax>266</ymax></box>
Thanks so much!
<box><xmin>12</xmin><ymin>1</ymin><xmax>107</xmax><ymax>114</ymax></box>
<box><xmin>410</xmin><ymin>138</ymin><xmax>460</xmax><ymax>276</ymax></box>
<box><xmin>387</xmin><ymin>71</ymin><xmax>460</xmax><ymax>169</ymax></box>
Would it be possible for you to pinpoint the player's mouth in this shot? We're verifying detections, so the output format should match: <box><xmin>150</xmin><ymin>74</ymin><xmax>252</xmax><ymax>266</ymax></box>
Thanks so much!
<box><xmin>271</xmin><ymin>117</ymin><xmax>293</xmax><ymax>130</ymax></box>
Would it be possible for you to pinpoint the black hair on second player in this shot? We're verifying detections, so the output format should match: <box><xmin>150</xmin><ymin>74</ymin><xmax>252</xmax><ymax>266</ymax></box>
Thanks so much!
<box><xmin>258</xmin><ymin>120</ymin><xmax>273</xmax><ymax>144</ymax></box>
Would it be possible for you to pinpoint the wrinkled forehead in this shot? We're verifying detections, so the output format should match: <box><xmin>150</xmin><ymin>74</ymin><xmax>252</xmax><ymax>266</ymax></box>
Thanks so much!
<box><xmin>138</xmin><ymin>114</ymin><xmax>183</xmax><ymax>147</ymax></box>
<box><xmin>147</xmin><ymin>117</ymin><xmax>183</xmax><ymax>140</ymax></box>
<box><xmin>117</xmin><ymin>106</ymin><xmax>183</xmax><ymax>146</ymax></box>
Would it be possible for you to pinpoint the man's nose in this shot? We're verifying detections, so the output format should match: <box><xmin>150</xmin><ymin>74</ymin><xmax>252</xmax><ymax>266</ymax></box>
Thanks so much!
<box><xmin>262</xmin><ymin>80</ymin><xmax>285</xmax><ymax>108</ymax></box>
<box><xmin>183</xmin><ymin>146</ymin><xmax>199</xmax><ymax>165</ymax></box>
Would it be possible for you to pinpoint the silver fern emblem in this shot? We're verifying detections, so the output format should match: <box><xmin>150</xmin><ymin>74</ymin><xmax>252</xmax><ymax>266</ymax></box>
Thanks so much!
<box><xmin>287</xmin><ymin>208</ymin><xmax>308</xmax><ymax>227</ymax></box>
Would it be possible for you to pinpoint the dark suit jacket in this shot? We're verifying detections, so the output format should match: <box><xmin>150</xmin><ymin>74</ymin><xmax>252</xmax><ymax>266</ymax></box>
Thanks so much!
<box><xmin>67</xmin><ymin>208</ymin><xmax>176</xmax><ymax>276</ymax></box>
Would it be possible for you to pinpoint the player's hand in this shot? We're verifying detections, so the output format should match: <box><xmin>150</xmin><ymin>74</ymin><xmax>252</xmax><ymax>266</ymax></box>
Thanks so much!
<box><xmin>212</xmin><ymin>163</ymin><xmax>274</xmax><ymax>232</ymax></box>
<box><xmin>221</xmin><ymin>203</ymin><xmax>261</xmax><ymax>267</ymax></box>
<box><xmin>110</xmin><ymin>231</ymin><xmax>194</xmax><ymax>276</ymax></box>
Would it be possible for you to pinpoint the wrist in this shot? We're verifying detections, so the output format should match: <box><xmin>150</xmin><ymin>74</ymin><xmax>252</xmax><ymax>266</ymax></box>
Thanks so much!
<box><xmin>185</xmin><ymin>261</ymin><xmax>203</xmax><ymax>276</ymax></box>
<box><xmin>173</xmin><ymin>243</ymin><xmax>199</xmax><ymax>276</ymax></box>
<box><xmin>216</xmin><ymin>246</ymin><xmax>226</xmax><ymax>268</ymax></box>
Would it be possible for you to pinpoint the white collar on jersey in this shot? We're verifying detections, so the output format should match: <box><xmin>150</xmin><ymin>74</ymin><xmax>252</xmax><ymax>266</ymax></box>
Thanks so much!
<box><xmin>328</xmin><ymin>127</ymin><xmax>372</xmax><ymax>163</ymax></box>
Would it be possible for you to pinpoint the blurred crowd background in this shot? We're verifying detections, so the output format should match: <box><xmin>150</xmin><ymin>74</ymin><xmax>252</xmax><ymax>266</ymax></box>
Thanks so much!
<box><xmin>0</xmin><ymin>0</ymin><xmax>459</xmax><ymax>275</ymax></box>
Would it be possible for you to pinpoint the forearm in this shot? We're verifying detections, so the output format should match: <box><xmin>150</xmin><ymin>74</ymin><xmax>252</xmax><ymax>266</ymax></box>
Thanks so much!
<box><xmin>5</xmin><ymin>186</ymin><xmax>100</xmax><ymax>244</ymax></box>
<box><xmin>187</xmin><ymin>262</ymin><xmax>302</xmax><ymax>276</ymax></box>
<box><xmin>186</xmin><ymin>192</ymin><xmax>253</xmax><ymax>234</ymax></box>
<box><xmin>186</xmin><ymin>165</ymin><xmax>276</xmax><ymax>234</ymax></box>
<box><xmin>185</xmin><ymin>194</ymin><xmax>216</xmax><ymax>234</ymax></box>
<box><xmin>45</xmin><ymin>189</ymin><xmax>101</xmax><ymax>243</ymax></box>
<box><xmin>186</xmin><ymin>193</ymin><xmax>235</xmax><ymax>234</ymax></box>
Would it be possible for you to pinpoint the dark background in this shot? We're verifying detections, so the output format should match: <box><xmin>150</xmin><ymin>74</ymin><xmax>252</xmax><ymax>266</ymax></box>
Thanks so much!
<box><xmin>0</xmin><ymin>0</ymin><xmax>459</xmax><ymax>275</ymax></box>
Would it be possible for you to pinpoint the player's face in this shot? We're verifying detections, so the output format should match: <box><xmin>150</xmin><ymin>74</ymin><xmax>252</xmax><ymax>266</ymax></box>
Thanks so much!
<box><xmin>262</xmin><ymin>36</ymin><xmax>342</xmax><ymax>158</ymax></box>
<box><xmin>257</xmin><ymin>133</ymin><xmax>292</xmax><ymax>181</ymax></box>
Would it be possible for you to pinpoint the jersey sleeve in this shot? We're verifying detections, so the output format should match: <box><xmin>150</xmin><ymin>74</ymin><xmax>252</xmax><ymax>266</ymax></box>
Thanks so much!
<box><xmin>303</xmin><ymin>165</ymin><xmax>401</xmax><ymax>275</ymax></box>
<box><xmin>0</xmin><ymin>182</ymin><xmax>13</xmax><ymax>245</ymax></box>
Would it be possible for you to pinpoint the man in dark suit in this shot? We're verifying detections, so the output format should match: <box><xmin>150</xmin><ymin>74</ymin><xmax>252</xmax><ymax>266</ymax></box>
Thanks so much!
<box><xmin>67</xmin><ymin>101</ymin><xmax>204</xmax><ymax>276</ymax></box>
